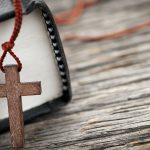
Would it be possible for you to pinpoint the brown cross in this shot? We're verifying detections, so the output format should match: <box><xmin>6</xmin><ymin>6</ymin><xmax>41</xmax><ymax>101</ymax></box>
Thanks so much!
<box><xmin>0</xmin><ymin>65</ymin><xmax>41</xmax><ymax>148</ymax></box>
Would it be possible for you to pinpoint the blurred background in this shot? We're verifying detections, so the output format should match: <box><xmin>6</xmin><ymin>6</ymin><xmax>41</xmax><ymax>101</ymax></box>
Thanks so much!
<box><xmin>45</xmin><ymin>0</ymin><xmax>150</xmax><ymax>84</ymax></box>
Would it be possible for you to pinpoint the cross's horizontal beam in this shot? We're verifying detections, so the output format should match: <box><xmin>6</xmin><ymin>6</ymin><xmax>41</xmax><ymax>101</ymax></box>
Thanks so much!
<box><xmin>20</xmin><ymin>82</ymin><xmax>41</xmax><ymax>96</ymax></box>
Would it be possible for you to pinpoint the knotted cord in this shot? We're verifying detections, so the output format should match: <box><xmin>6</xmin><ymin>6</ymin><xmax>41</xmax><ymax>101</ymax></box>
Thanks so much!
<box><xmin>0</xmin><ymin>0</ymin><xmax>23</xmax><ymax>72</ymax></box>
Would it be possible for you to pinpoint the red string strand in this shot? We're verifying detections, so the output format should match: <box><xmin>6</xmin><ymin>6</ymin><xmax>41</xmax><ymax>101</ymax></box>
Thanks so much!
<box><xmin>55</xmin><ymin>0</ymin><xmax>98</xmax><ymax>25</ymax></box>
<box><xmin>0</xmin><ymin>0</ymin><xmax>23</xmax><ymax>72</ymax></box>
<box><xmin>64</xmin><ymin>21</ymin><xmax>150</xmax><ymax>42</ymax></box>
<box><xmin>55</xmin><ymin>0</ymin><xmax>150</xmax><ymax>42</ymax></box>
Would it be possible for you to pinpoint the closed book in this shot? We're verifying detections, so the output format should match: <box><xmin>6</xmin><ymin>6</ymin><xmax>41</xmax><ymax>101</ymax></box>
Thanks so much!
<box><xmin>0</xmin><ymin>0</ymin><xmax>72</xmax><ymax>132</ymax></box>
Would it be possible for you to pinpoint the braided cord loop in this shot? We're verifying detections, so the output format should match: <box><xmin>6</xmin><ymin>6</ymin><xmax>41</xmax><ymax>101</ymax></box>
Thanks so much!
<box><xmin>0</xmin><ymin>0</ymin><xmax>23</xmax><ymax>72</ymax></box>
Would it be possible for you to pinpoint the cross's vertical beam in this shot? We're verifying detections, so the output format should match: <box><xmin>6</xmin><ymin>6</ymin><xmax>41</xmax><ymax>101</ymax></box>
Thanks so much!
<box><xmin>4</xmin><ymin>65</ymin><xmax>24</xmax><ymax>148</ymax></box>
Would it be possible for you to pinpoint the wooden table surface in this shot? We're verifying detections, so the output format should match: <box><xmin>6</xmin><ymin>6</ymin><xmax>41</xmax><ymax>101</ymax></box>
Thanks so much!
<box><xmin>1</xmin><ymin>0</ymin><xmax>150</xmax><ymax>149</ymax></box>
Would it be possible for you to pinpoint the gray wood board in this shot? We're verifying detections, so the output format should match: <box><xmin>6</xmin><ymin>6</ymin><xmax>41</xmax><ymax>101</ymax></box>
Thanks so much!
<box><xmin>1</xmin><ymin>0</ymin><xmax>150</xmax><ymax>149</ymax></box>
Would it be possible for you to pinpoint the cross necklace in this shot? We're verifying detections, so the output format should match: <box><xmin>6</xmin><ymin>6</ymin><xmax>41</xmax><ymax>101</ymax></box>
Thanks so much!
<box><xmin>0</xmin><ymin>0</ymin><xmax>42</xmax><ymax>148</ymax></box>
<box><xmin>0</xmin><ymin>65</ymin><xmax>41</xmax><ymax>148</ymax></box>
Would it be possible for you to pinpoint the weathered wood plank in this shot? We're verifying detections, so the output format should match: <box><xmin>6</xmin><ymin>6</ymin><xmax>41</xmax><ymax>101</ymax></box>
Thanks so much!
<box><xmin>1</xmin><ymin>0</ymin><xmax>150</xmax><ymax>149</ymax></box>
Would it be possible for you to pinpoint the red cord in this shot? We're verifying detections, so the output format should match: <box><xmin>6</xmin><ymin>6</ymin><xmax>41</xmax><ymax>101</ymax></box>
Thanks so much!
<box><xmin>64</xmin><ymin>21</ymin><xmax>150</xmax><ymax>42</ymax></box>
<box><xmin>0</xmin><ymin>0</ymin><xmax>23</xmax><ymax>72</ymax></box>
<box><xmin>55</xmin><ymin>0</ymin><xmax>150</xmax><ymax>42</ymax></box>
<box><xmin>55</xmin><ymin>0</ymin><xmax>98</xmax><ymax>25</ymax></box>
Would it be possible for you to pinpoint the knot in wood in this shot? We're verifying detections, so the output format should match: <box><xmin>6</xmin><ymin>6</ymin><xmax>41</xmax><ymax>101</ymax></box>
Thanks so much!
<box><xmin>2</xmin><ymin>42</ymin><xmax>15</xmax><ymax>52</ymax></box>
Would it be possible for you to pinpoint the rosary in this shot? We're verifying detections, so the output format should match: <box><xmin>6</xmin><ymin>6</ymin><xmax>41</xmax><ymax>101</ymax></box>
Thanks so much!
<box><xmin>0</xmin><ymin>0</ymin><xmax>41</xmax><ymax>148</ymax></box>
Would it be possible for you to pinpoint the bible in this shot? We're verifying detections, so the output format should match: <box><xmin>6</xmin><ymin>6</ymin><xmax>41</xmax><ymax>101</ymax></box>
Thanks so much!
<box><xmin>0</xmin><ymin>0</ymin><xmax>72</xmax><ymax>133</ymax></box>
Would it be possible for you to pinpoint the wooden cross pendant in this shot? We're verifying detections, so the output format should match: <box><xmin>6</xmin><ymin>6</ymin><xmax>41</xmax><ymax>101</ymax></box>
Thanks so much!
<box><xmin>0</xmin><ymin>65</ymin><xmax>41</xmax><ymax>148</ymax></box>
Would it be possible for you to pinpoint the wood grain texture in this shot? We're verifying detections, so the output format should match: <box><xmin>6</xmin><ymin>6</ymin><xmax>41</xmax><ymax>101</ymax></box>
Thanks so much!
<box><xmin>1</xmin><ymin>0</ymin><xmax>150</xmax><ymax>149</ymax></box>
